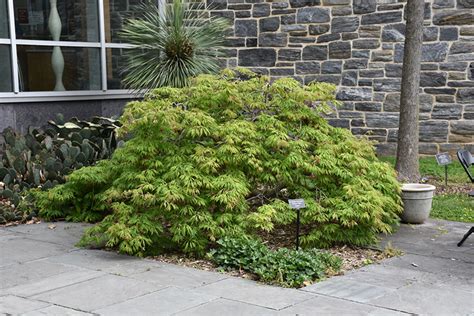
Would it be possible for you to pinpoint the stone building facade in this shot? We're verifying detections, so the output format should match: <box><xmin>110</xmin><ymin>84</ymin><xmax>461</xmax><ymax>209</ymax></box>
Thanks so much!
<box><xmin>210</xmin><ymin>0</ymin><xmax>474</xmax><ymax>155</ymax></box>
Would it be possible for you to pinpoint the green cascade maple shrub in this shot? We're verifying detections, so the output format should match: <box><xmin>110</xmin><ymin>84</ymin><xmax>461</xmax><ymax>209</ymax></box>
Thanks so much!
<box><xmin>35</xmin><ymin>69</ymin><xmax>402</xmax><ymax>256</ymax></box>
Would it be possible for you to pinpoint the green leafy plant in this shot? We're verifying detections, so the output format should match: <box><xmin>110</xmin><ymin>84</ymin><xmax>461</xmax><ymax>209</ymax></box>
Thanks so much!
<box><xmin>382</xmin><ymin>241</ymin><xmax>403</xmax><ymax>258</ymax></box>
<box><xmin>35</xmin><ymin>69</ymin><xmax>402</xmax><ymax>256</ymax></box>
<box><xmin>209</xmin><ymin>236</ymin><xmax>342</xmax><ymax>287</ymax></box>
<box><xmin>120</xmin><ymin>0</ymin><xmax>229</xmax><ymax>90</ymax></box>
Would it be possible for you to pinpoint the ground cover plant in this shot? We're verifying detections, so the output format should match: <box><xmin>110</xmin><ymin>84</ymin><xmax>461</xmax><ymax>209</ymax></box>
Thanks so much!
<box><xmin>381</xmin><ymin>156</ymin><xmax>473</xmax><ymax>223</ymax></box>
<box><xmin>209</xmin><ymin>236</ymin><xmax>342</xmax><ymax>287</ymax></box>
<box><xmin>35</xmin><ymin>69</ymin><xmax>402</xmax><ymax>256</ymax></box>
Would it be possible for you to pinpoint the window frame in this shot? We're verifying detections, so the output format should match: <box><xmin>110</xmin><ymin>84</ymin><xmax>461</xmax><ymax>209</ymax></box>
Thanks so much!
<box><xmin>1</xmin><ymin>0</ymin><xmax>164</xmax><ymax>103</ymax></box>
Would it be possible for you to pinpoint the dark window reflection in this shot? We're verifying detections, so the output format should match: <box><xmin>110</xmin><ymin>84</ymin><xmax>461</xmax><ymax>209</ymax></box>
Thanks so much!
<box><xmin>0</xmin><ymin>0</ymin><xmax>8</xmax><ymax>38</ymax></box>
<box><xmin>0</xmin><ymin>45</ymin><xmax>12</xmax><ymax>92</ymax></box>
<box><xmin>106</xmin><ymin>48</ymin><xmax>130</xmax><ymax>89</ymax></box>
<box><xmin>17</xmin><ymin>45</ymin><xmax>101</xmax><ymax>91</ymax></box>
<box><xmin>14</xmin><ymin>0</ymin><xmax>99</xmax><ymax>42</ymax></box>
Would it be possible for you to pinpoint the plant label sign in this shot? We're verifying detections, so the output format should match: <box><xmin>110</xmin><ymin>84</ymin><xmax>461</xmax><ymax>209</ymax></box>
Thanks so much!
<box><xmin>435</xmin><ymin>152</ymin><xmax>452</xmax><ymax>166</ymax></box>
<box><xmin>288</xmin><ymin>199</ymin><xmax>306</xmax><ymax>209</ymax></box>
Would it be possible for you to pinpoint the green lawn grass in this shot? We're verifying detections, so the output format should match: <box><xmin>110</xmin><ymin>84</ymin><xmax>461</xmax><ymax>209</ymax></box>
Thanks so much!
<box><xmin>380</xmin><ymin>156</ymin><xmax>473</xmax><ymax>223</ymax></box>
<box><xmin>431</xmin><ymin>194</ymin><xmax>474</xmax><ymax>223</ymax></box>
<box><xmin>379</xmin><ymin>156</ymin><xmax>468</xmax><ymax>184</ymax></box>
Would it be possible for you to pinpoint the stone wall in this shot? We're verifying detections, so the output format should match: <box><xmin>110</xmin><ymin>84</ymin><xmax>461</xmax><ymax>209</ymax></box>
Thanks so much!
<box><xmin>212</xmin><ymin>0</ymin><xmax>474</xmax><ymax>155</ymax></box>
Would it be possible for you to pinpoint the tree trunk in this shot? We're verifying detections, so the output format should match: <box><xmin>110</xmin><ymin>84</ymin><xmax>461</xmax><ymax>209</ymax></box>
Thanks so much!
<box><xmin>395</xmin><ymin>0</ymin><xmax>424</xmax><ymax>182</ymax></box>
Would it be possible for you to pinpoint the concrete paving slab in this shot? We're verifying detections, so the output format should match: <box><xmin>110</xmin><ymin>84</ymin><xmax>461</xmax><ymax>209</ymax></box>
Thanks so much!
<box><xmin>31</xmin><ymin>274</ymin><xmax>161</xmax><ymax>312</ymax></box>
<box><xmin>0</xmin><ymin>295</ymin><xmax>49</xmax><ymax>314</ymax></box>
<box><xmin>436</xmin><ymin>248</ymin><xmax>474</xmax><ymax>263</ymax></box>
<box><xmin>0</xmin><ymin>219</ymin><xmax>473</xmax><ymax>315</ymax></box>
<box><xmin>94</xmin><ymin>286</ymin><xmax>217</xmax><ymax>316</ymax></box>
<box><xmin>46</xmin><ymin>249</ymin><xmax>142</xmax><ymax>271</ymax></box>
<box><xmin>21</xmin><ymin>305</ymin><xmax>93</xmax><ymax>316</ymax></box>
<box><xmin>339</xmin><ymin>263</ymin><xmax>440</xmax><ymax>289</ymax></box>
<box><xmin>198</xmin><ymin>278</ymin><xmax>314</xmax><ymax>310</ymax></box>
<box><xmin>102</xmin><ymin>258</ymin><xmax>166</xmax><ymax>277</ymax></box>
<box><xmin>130</xmin><ymin>263</ymin><xmax>228</xmax><ymax>289</ymax></box>
<box><xmin>0</xmin><ymin>237</ymin><xmax>69</xmax><ymax>267</ymax></box>
<box><xmin>0</xmin><ymin>229</ymin><xmax>13</xmax><ymax>237</ymax></box>
<box><xmin>387</xmin><ymin>236</ymin><xmax>472</xmax><ymax>256</ymax></box>
<box><xmin>432</xmin><ymin>272</ymin><xmax>474</xmax><ymax>293</ymax></box>
<box><xmin>176</xmin><ymin>298</ymin><xmax>279</xmax><ymax>316</ymax></box>
<box><xmin>0</xmin><ymin>259</ymin><xmax>76</xmax><ymax>290</ymax></box>
<box><xmin>4</xmin><ymin>222</ymin><xmax>91</xmax><ymax>248</ymax></box>
<box><xmin>386</xmin><ymin>253</ymin><xmax>474</xmax><ymax>277</ymax></box>
<box><xmin>380</xmin><ymin>220</ymin><xmax>474</xmax><ymax>252</ymax></box>
<box><xmin>5</xmin><ymin>222</ymin><xmax>87</xmax><ymax>235</ymax></box>
<box><xmin>278</xmin><ymin>295</ymin><xmax>408</xmax><ymax>316</ymax></box>
<box><xmin>0</xmin><ymin>234</ymin><xmax>19</xmax><ymax>243</ymax></box>
<box><xmin>368</xmin><ymin>283</ymin><xmax>474</xmax><ymax>315</ymax></box>
<box><xmin>303</xmin><ymin>279</ymin><xmax>395</xmax><ymax>304</ymax></box>
<box><xmin>4</xmin><ymin>268</ymin><xmax>104</xmax><ymax>297</ymax></box>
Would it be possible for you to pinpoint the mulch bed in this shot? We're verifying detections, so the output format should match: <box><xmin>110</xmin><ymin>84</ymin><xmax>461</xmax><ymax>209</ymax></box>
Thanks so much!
<box><xmin>149</xmin><ymin>225</ymin><xmax>398</xmax><ymax>284</ymax></box>
<box><xmin>150</xmin><ymin>245</ymin><xmax>393</xmax><ymax>283</ymax></box>
<box><xmin>432</xmin><ymin>182</ymin><xmax>473</xmax><ymax>196</ymax></box>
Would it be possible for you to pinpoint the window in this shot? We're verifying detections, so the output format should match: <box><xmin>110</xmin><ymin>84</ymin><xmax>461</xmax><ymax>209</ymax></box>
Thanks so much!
<box><xmin>0</xmin><ymin>0</ymin><xmax>160</xmax><ymax>101</ymax></box>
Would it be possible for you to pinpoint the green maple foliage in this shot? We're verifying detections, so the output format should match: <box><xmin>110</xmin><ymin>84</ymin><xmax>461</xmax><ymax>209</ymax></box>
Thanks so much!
<box><xmin>36</xmin><ymin>69</ymin><xmax>402</xmax><ymax>256</ymax></box>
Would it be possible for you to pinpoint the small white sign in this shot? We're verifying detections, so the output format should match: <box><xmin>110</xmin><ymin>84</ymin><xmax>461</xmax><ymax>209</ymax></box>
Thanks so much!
<box><xmin>288</xmin><ymin>199</ymin><xmax>306</xmax><ymax>209</ymax></box>
<box><xmin>435</xmin><ymin>152</ymin><xmax>452</xmax><ymax>166</ymax></box>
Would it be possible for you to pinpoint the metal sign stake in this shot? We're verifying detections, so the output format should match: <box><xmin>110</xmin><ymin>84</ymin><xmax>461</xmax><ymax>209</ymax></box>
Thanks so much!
<box><xmin>445</xmin><ymin>165</ymin><xmax>448</xmax><ymax>186</ymax></box>
<box><xmin>288</xmin><ymin>199</ymin><xmax>306</xmax><ymax>251</ymax></box>
<box><xmin>296</xmin><ymin>208</ymin><xmax>301</xmax><ymax>250</ymax></box>
<box><xmin>435</xmin><ymin>152</ymin><xmax>452</xmax><ymax>186</ymax></box>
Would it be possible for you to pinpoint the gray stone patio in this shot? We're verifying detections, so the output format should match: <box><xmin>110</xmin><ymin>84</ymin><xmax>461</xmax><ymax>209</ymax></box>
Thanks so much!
<box><xmin>0</xmin><ymin>219</ymin><xmax>472</xmax><ymax>315</ymax></box>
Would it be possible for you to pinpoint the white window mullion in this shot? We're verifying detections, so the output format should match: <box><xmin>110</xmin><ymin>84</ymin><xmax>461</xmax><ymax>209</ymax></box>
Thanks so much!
<box><xmin>98</xmin><ymin>0</ymin><xmax>107</xmax><ymax>92</ymax></box>
<box><xmin>15</xmin><ymin>39</ymin><xmax>101</xmax><ymax>48</ymax></box>
<box><xmin>104</xmin><ymin>43</ymin><xmax>136</xmax><ymax>49</ymax></box>
<box><xmin>7</xmin><ymin>0</ymin><xmax>19</xmax><ymax>93</ymax></box>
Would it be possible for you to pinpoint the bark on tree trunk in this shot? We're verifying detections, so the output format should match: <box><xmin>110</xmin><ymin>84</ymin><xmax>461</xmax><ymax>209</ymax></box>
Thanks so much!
<box><xmin>395</xmin><ymin>0</ymin><xmax>424</xmax><ymax>182</ymax></box>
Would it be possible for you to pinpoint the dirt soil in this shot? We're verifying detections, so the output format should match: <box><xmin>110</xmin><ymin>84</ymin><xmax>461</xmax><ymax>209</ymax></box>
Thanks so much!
<box><xmin>149</xmin><ymin>225</ymin><xmax>398</xmax><ymax>285</ymax></box>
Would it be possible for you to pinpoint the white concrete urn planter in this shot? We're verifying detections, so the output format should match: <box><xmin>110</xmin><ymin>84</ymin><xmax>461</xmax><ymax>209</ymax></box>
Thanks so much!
<box><xmin>400</xmin><ymin>183</ymin><xmax>436</xmax><ymax>224</ymax></box>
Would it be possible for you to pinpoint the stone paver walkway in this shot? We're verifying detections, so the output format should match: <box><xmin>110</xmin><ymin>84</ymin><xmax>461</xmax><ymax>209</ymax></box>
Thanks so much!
<box><xmin>0</xmin><ymin>219</ymin><xmax>473</xmax><ymax>315</ymax></box>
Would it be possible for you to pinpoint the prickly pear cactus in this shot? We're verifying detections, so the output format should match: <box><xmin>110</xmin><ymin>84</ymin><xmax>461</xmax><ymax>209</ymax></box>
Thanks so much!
<box><xmin>0</xmin><ymin>114</ymin><xmax>123</xmax><ymax>223</ymax></box>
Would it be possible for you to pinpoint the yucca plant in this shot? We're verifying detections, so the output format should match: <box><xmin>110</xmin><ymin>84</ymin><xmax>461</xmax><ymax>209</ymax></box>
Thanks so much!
<box><xmin>120</xmin><ymin>0</ymin><xmax>229</xmax><ymax>91</ymax></box>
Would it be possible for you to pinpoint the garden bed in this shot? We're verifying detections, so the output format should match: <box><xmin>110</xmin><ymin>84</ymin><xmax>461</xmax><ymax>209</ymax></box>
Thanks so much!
<box><xmin>150</xmin><ymin>245</ymin><xmax>396</xmax><ymax>286</ymax></box>
<box><xmin>149</xmin><ymin>229</ymin><xmax>399</xmax><ymax>288</ymax></box>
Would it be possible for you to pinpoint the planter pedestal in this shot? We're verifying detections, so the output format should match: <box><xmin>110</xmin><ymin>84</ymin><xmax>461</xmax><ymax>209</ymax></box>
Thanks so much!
<box><xmin>401</xmin><ymin>183</ymin><xmax>436</xmax><ymax>224</ymax></box>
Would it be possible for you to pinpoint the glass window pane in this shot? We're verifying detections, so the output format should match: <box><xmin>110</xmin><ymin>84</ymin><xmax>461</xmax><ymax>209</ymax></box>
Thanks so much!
<box><xmin>0</xmin><ymin>45</ymin><xmax>13</xmax><ymax>92</ymax></box>
<box><xmin>14</xmin><ymin>0</ymin><xmax>99</xmax><ymax>42</ymax></box>
<box><xmin>106</xmin><ymin>48</ymin><xmax>129</xmax><ymax>89</ymax></box>
<box><xmin>17</xmin><ymin>45</ymin><xmax>101</xmax><ymax>91</ymax></box>
<box><xmin>104</xmin><ymin>0</ymin><xmax>152</xmax><ymax>43</ymax></box>
<box><xmin>0</xmin><ymin>0</ymin><xmax>8</xmax><ymax>38</ymax></box>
